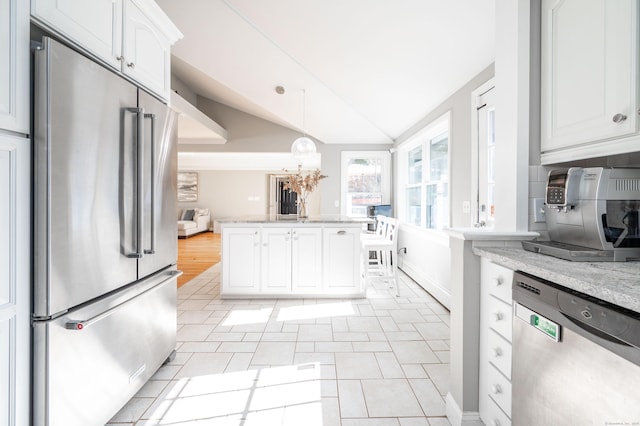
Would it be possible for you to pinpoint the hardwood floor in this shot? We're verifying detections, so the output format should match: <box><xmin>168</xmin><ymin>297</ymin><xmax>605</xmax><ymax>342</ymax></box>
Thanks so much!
<box><xmin>176</xmin><ymin>231</ymin><xmax>221</xmax><ymax>287</ymax></box>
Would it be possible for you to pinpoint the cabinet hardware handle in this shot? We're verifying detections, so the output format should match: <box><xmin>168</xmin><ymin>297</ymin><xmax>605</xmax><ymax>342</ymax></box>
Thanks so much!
<box><xmin>491</xmin><ymin>347</ymin><xmax>502</xmax><ymax>357</ymax></box>
<box><xmin>492</xmin><ymin>312</ymin><xmax>503</xmax><ymax>321</ymax></box>
<box><xmin>337</xmin><ymin>230</ymin><xmax>346</xmax><ymax>235</ymax></box>
<box><xmin>494</xmin><ymin>277</ymin><xmax>503</xmax><ymax>286</ymax></box>
<box><xmin>127</xmin><ymin>62</ymin><xmax>136</xmax><ymax>69</ymax></box>
<box><xmin>492</xmin><ymin>420</ymin><xmax>501</xmax><ymax>426</ymax></box>
<box><xmin>116</xmin><ymin>56</ymin><xmax>124</xmax><ymax>62</ymax></box>
<box><xmin>613</xmin><ymin>113</ymin><xmax>627</xmax><ymax>123</ymax></box>
<box><xmin>491</xmin><ymin>384</ymin><xmax>502</xmax><ymax>394</ymax></box>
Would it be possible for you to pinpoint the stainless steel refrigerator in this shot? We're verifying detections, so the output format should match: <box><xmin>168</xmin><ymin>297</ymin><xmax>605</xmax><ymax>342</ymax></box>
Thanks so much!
<box><xmin>32</xmin><ymin>37</ymin><xmax>180</xmax><ymax>426</ymax></box>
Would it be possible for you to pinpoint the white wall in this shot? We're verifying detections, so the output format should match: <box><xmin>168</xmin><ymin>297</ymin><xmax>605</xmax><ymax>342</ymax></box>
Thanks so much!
<box><xmin>177</xmin><ymin>169</ymin><xmax>322</xmax><ymax>231</ymax></box>
<box><xmin>392</xmin><ymin>64</ymin><xmax>495</xmax><ymax>307</ymax></box>
<box><xmin>177</xmin><ymin>97</ymin><xmax>392</xmax><ymax>220</ymax></box>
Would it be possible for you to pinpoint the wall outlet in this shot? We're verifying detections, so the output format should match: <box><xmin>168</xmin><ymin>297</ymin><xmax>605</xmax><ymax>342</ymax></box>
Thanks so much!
<box><xmin>334</xmin><ymin>200</ymin><xmax>339</xmax><ymax>208</ymax></box>
<box><xmin>533</xmin><ymin>198</ymin><xmax>546</xmax><ymax>223</ymax></box>
<box><xmin>462</xmin><ymin>200</ymin><xmax>471</xmax><ymax>214</ymax></box>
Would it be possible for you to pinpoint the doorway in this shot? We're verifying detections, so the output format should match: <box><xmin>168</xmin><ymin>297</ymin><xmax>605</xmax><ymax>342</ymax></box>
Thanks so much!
<box><xmin>472</xmin><ymin>80</ymin><xmax>496</xmax><ymax>228</ymax></box>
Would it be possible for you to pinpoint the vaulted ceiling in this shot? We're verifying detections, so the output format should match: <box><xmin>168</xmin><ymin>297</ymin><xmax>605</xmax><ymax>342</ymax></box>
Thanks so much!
<box><xmin>157</xmin><ymin>0</ymin><xmax>496</xmax><ymax>144</ymax></box>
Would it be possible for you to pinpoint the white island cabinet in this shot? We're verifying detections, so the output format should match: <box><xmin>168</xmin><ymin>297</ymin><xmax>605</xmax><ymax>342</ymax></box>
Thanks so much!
<box><xmin>323</xmin><ymin>227</ymin><xmax>361</xmax><ymax>294</ymax></box>
<box><xmin>261</xmin><ymin>226</ymin><xmax>322</xmax><ymax>295</ymax></box>
<box><xmin>221</xmin><ymin>218</ymin><xmax>364</xmax><ymax>298</ymax></box>
<box><xmin>221</xmin><ymin>227</ymin><xmax>261</xmax><ymax>295</ymax></box>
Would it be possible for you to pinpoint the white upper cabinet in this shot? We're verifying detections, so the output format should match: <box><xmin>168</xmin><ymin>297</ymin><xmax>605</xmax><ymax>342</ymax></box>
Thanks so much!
<box><xmin>30</xmin><ymin>0</ymin><xmax>123</xmax><ymax>69</ymax></box>
<box><xmin>122</xmin><ymin>0</ymin><xmax>173</xmax><ymax>99</ymax></box>
<box><xmin>0</xmin><ymin>0</ymin><xmax>29</xmax><ymax>133</ymax></box>
<box><xmin>31</xmin><ymin>0</ymin><xmax>181</xmax><ymax>101</ymax></box>
<box><xmin>541</xmin><ymin>0</ymin><xmax>638</xmax><ymax>164</ymax></box>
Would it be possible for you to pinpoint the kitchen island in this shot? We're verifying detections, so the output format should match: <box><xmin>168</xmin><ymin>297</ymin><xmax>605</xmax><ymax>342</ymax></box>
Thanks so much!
<box><xmin>219</xmin><ymin>215</ymin><xmax>367</xmax><ymax>298</ymax></box>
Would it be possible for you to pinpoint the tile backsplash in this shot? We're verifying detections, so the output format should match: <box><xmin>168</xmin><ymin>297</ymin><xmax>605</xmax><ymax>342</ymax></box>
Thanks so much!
<box><xmin>528</xmin><ymin>165</ymin><xmax>549</xmax><ymax>238</ymax></box>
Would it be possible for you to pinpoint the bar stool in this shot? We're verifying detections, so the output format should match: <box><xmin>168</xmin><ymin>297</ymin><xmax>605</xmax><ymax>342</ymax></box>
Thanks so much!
<box><xmin>361</xmin><ymin>217</ymin><xmax>399</xmax><ymax>296</ymax></box>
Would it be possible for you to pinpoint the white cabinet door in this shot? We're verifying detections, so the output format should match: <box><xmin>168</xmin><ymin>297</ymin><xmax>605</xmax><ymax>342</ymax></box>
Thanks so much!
<box><xmin>0</xmin><ymin>133</ymin><xmax>30</xmax><ymax>426</ymax></box>
<box><xmin>291</xmin><ymin>228</ymin><xmax>322</xmax><ymax>293</ymax></box>
<box><xmin>541</xmin><ymin>0</ymin><xmax>637</xmax><ymax>152</ymax></box>
<box><xmin>479</xmin><ymin>258</ymin><xmax>514</xmax><ymax>425</ymax></box>
<box><xmin>30</xmin><ymin>0</ymin><xmax>123</xmax><ymax>70</ymax></box>
<box><xmin>323</xmin><ymin>227</ymin><xmax>362</xmax><ymax>294</ymax></box>
<box><xmin>0</xmin><ymin>0</ymin><xmax>29</xmax><ymax>133</ymax></box>
<box><xmin>123</xmin><ymin>0</ymin><xmax>171</xmax><ymax>99</ymax></box>
<box><xmin>222</xmin><ymin>227</ymin><xmax>260</xmax><ymax>294</ymax></box>
<box><xmin>261</xmin><ymin>228</ymin><xmax>292</xmax><ymax>294</ymax></box>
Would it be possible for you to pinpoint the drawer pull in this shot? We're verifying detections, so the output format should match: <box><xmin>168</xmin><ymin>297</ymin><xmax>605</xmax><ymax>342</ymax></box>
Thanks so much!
<box><xmin>613</xmin><ymin>113</ymin><xmax>627</xmax><ymax>123</ymax></box>
<box><xmin>492</xmin><ymin>420</ymin><xmax>501</xmax><ymax>426</ymax></box>
<box><xmin>491</xmin><ymin>347</ymin><xmax>502</xmax><ymax>358</ymax></box>
<box><xmin>491</xmin><ymin>384</ymin><xmax>502</xmax><ymax>394</ymax></box>
<box><xmin>492</xmin><ymin>312</ymin><xmax>503</xmax><ymax>322</ymax></box>
<box><xmin>494</xmin><ymin>276</ymin><xmax>504</xmax><ymax>286</ymax></box>
<box><xmin>337</xmin><ymin>230</ymin><xmax>347</xmax><ymax>235</ymax></box>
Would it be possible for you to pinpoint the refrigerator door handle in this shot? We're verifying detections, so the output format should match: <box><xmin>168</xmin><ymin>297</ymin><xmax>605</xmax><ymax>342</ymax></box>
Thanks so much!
<box><xmin>126</xmin><ymin>107</ymin><xmax>145</xmax><ymax>259</ymax></box>
<box><xmin>65</xmin><ymin>270</ymin><xmax>182</xmax><ymax>330</ymax></box>
<box><xmin>144</xmin><ymin>113</ymin><xmax>156</xmax><ymax>255</ymax></box>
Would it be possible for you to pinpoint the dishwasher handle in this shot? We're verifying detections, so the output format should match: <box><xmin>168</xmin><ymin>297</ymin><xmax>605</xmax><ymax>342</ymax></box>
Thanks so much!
<box><xmin>561</xmin><ymin>313</ymin><xmax>635</xmax><ymax>348</ymax></box>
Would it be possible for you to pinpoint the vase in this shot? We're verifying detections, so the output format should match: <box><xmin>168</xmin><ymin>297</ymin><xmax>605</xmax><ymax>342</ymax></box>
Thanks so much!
<box><xmin>297</xmin><ymin>196</ymin><xmax>309</xmax><ymax>218</ymax></box>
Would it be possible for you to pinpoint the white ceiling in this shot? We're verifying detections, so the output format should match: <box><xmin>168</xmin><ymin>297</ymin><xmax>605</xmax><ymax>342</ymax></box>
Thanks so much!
<box><xmin>157</xmin><ymin>0</ymin><xmax>496</xmax><ymax>145</ymax></box>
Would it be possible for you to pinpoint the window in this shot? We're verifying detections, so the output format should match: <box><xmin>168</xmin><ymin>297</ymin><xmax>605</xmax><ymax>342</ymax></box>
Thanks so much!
<box><xmin>341</xmin><ymin>151</ymin><xmax>391</xmax><ymax>218</ymax></box>
<box><xmin>399</xmin><ymin>113</ymin><xmax>450</xmax><ymax>229</ymax></box>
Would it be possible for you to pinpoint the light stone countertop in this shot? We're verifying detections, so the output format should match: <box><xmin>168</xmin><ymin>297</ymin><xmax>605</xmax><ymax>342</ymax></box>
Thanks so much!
<box><xmin>217</xmin><ymin>214</ymin><xmax>369</xmax><ymax>225</ymax></box>
<box><xmin>473</xmin><ymin>246</ymin><xmax>640</xmax><ymax>314</ymax></box>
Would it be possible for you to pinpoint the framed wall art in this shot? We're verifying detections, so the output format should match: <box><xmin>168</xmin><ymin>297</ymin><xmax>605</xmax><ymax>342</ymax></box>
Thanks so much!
<box><xmin>177</xmin><ymin>171</ymin><xmax>198</xmax><ymax>202</ymax></box>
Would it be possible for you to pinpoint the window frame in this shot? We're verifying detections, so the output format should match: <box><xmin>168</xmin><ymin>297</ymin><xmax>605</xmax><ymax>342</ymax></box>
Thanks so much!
<box><xmin>340</xmin><ymin>151</ymin><xmax>391</xmax><ymax>218</ymax></box>
<box><xmin>397</xmin><ymin>112</ymin><xmax>451</xmax><ymax>230</ymax></box>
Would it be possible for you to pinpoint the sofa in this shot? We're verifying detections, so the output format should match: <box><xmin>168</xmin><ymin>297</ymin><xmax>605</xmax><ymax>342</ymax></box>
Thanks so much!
<box><xmin>177</xmin><ymin>208</ymin><xmax>210</xmax><ymax>238</ymax></box>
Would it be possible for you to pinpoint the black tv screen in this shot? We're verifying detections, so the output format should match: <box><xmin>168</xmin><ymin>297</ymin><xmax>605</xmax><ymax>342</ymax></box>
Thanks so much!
<box><xmin>367</xmin><ymin>204</ymin><xmax>392</xmax><ymax>218</ymax></box>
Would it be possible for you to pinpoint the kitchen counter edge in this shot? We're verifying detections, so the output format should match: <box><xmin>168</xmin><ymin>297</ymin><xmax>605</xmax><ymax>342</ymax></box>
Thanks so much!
<box><xmin>473</xmin><ymin>246</ymin><xmax>640</xmax><ymax>314</ymax></box>
<box><xmin>217</xmin><ymin>215</ymin><xmax>367</xmax><ymax>225</ymax></box>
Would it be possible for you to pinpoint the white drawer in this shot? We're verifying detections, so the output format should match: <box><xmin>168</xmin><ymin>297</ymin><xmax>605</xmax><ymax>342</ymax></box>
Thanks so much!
<box><xmin>482</xmin><ymin>396</ymin><xmax>511</xmax><ymax>426</ymax></box>
<box><xmin>481</xmin><ymin>258</ymin><xmax>513</xmax><ymax>303</ymax></box>
<box><xmin>487</xmin><ymin>328</ymin><xmax>512</xmax><ymax>380</ymax></box>
<box><xmin>487</xmin><ymin>295</ymin><xmax>512</xmax><ymax>342</ymax></box>
<box><xmin>486</xmin><ymin>363</ymin><xmax>512</xmax><ymax>418</ymax></box>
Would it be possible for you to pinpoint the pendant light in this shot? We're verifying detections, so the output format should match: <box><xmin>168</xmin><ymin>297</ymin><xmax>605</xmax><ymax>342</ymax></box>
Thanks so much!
<box><xmin>291</xmin><ymin>89</ymin><xmax>316</xmax><ymax>159</ymax></box>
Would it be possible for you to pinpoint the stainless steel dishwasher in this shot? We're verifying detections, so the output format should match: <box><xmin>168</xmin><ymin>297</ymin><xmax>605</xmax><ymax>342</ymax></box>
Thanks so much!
<box><xmin>512</xmin><ymin>271</ymin><xmax>640</xmax><ymax>425</ymax></box>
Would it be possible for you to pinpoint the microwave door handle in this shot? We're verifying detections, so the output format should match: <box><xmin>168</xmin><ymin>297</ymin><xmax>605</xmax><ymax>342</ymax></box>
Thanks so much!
<box><xmin>144</xmin><ymin>113</ymin><xmax>156</xmax><ymax>255</ymax></box>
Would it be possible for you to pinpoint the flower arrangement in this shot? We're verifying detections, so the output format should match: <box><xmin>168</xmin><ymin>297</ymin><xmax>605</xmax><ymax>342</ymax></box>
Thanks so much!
<box><xmin>283</xmin><ymin>165</ymin><xmax>327</xmax><ymax>217</ymax></box>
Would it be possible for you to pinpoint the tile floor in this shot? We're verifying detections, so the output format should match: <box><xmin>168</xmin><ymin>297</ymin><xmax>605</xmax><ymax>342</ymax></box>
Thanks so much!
<box><xmin>107</xmin><ymin>264</ymin><xmax>451</xmax><ymax>426</ymax></box>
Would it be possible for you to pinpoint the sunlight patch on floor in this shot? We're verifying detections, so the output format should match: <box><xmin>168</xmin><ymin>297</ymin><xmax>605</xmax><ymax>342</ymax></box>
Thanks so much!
<box><xmin>142</xmin><ymin>363</ymin><xmax>323</xmax><ymax>425</ymax></box>
<box><xmin>222</xmin><ymin>307</ymin><xmax>274</xmax><ymax>326</ymax></box>
<box><xmin>277</xmin><ymin>301</ymin><xmax>355</xmax><ymax>322</ymax></box>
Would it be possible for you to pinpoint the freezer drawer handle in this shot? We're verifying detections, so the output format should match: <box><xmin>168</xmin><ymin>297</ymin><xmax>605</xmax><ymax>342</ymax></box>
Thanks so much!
<box><xmin>65</xmin><ymin>270</ymin><xmax>182</xmax><ymax>331</ymax></box>
<box><xmin>144</xmin><ymin>113</ymin><xmax>157</xmax><ymax>255</ymax></box>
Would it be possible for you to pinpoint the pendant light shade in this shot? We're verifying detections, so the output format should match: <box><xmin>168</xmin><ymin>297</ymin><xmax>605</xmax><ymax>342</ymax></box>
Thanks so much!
<box><xmin>291</xmin><ymin>136</ymin><xmax>316</xmax><ymax>157</ymax></box>
<box><xmin>291</xmin><ymin>89</ymin><xmax>316</xmax><ymax>159</ymax></box>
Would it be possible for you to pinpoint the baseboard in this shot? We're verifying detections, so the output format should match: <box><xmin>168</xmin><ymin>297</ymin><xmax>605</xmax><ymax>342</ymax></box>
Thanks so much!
<box><xmin>446</xmin><ymin>393</ymin><xmax>483</xmax><ymax>426</ymax></box>
<box><xmin>400</xmin><ymin>261</ymin><xmax>451</xmax><ymax>309</ymax></box>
